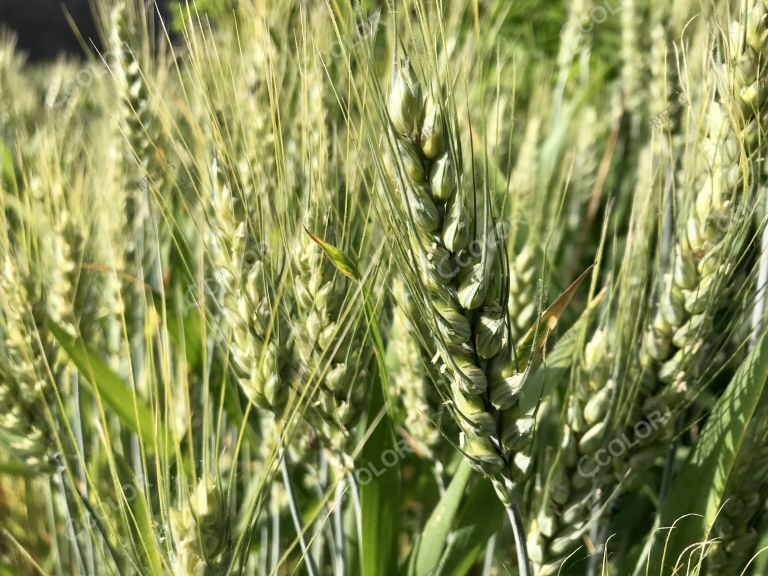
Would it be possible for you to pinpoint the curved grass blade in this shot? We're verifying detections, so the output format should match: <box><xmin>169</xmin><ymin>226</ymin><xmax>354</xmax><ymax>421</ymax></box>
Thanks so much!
<box><xmin>305</xmin><ymin>226</ymin><xmax>361</xmax><ymax>281</ymax></box>
<box><xmin>411</xmin><ymin>460</ymin><xmax>473</xmax><ymax>575</ymax></box>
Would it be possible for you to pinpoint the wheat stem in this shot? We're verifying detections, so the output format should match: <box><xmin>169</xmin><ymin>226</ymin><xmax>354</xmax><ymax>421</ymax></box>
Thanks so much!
<box><xmin>280</xmin><ymin>451</ymin><xmax>319</xmax><ymax>576</ymax></box>
<box><xmin>508</xmin><ymin>499</ymin><xmax>532</xmax><ymax>576</ymax></box>
<box><xmin>332</xmin><ymin>481</ymin><xmax>346</xmax><ymax>576</ymax></box>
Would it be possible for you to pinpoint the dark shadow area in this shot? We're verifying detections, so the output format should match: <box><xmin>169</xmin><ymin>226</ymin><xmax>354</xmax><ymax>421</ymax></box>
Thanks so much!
<box><xmin>0</xmin><ymin>0</ymin><xmax>172</xmax><ymax>61</ymax></box>
<box><xmin>0</xmin><ymin>0</ymin><xmax>101</xmax><ymax>60</ymax></box>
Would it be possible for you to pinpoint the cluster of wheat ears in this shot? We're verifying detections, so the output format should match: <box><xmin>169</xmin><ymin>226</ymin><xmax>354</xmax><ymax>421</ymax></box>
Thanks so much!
<box><xmin>0</xmin><ymin>0</ymin><xmax>767</xmax><ymax>574</ymax></box>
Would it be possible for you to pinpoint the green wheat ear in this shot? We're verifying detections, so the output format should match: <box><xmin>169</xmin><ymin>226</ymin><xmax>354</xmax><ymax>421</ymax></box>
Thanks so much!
<box><xmin>638</xmin><ymin>0</ymin><xmax>768</xmax><ymax>429</ymax></box>
<box><xmin>389</xmin><ymin>276</ymin><xmax>441</xmax><ymax>457</ymax></box>
<box><xmin>0</xmin><ymin>258</ymin><xmax>54</xmax><ymax>471</ymax></box>
<box><xmin>206</xmin><ymin>151</ymin><xmax>288</xmax><ymax>411</ymax></box>
<box><xmin>292</xmin><ymin>213</ymin><xmax>367</xmax><ymax>470</ymax></box>
<box><xmin>386</xmin><ymin>55</ymin><xmax>536</xmax><ymax>505</ymax></box>
<box><xmin>528</xmin><ymin>328</ymin><xmax>615</xmax><ymax>575</ymax></box>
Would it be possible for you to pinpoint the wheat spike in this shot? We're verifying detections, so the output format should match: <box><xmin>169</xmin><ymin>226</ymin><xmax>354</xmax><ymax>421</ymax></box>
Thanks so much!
<box><xmin>387</xmin><ymin>56</ymin><xmax>535</xmax><ymax>504</ymax></box>
<box><xmin>556</xmin><ymin>0</ymin><xmax>593</xmax><ymax>84</ymax></box>
<box><xmin>389</xmin><ymin>277</ymin><xmax>440</xmax><ymax>455</ymax></box>
<box><xmin>0</xmin><ymin>257</ymin><xmax>52</xmax><ymax>470</ymax></box>
<box><xmin>639</xmin><ymin>0</ymin><xmax>768</xmax><ymax>419</ymax></box>
<box><xmin>528</xmin><ymin>328</ymin><xmax>615</xmax><ymax>575</ymax></box>
<box><xmin>292</xmin><ymin>216</ymin><xmax>366</xmax><ymax>467</ymax></box>
<box><xmin>109</xmin><ymin>0</ymin><xmax>157</xmax><ymax>324</ymax></box>
<box><xmin>621</xmin><ymin>0</ymin><xmax>646</xmax><ymax>119</ymax></box>
<box><xmin>207</xmin><ymin>152</ymin><xmax>288</xmax><ymax>411</ymax></box>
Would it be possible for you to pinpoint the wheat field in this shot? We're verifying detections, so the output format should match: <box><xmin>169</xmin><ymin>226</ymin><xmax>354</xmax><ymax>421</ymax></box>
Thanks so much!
<box><xmin>0</xmin><ymin>0</ymin><xmax>767</xmax><ymax>574</ymax></box>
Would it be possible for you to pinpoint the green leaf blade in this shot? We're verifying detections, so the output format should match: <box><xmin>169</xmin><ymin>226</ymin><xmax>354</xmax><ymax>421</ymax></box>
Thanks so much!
<box><xmin>360</xmin><ymin>379</ymin><xmax>401</xmax><ymax>576</ymax></box>
<box><xmin>412</xmin><ymin>459</ymin><xmax>474</xmax><ymax>575</ymax></box>
<box><xmin>305</xmin><ymin>227</ymin><xmax>361</xmax><ymax>281</ymax></box>
<box><xmin>441</xmin><ymin>478</ymin><xmax>504</xmax><ymax>576</ymax></box>
<box><xmin>48</xmin><ymin>319</ymin><xmax>171</xmax><ymax>455</ymax></box>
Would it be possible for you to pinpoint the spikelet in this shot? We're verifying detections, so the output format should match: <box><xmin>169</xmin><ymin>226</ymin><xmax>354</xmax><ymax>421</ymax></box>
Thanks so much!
<box><xmin>170</xmin><ymin>479</ymin><xmax>229</xmax><ymax>575</ymax></box>
<box><xmin>387</xmin><ymin>57</ymin><xmax>535</xmax><ymax>504</ymax></box>
<box><xmin>509</xmin><ymin>246</ymin><xmax>537</xmax><ymax>342</ymax></box>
